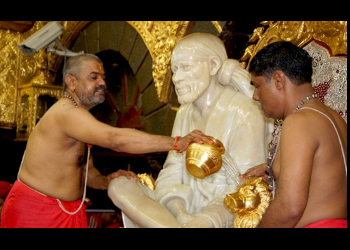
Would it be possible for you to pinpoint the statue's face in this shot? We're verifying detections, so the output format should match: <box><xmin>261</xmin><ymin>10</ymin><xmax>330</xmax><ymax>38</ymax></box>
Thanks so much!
<box><xmin>171</xmin><ymin>45</ymin><xmax>211</xmax><ymax>105</ymax></box>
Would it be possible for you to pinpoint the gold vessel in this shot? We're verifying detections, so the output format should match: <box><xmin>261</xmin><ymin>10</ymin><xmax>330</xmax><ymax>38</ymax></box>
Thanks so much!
<box><xmin>186</xmin><ymin>137</ymin><xmax>225</xmax><ymax>179</ymax></box>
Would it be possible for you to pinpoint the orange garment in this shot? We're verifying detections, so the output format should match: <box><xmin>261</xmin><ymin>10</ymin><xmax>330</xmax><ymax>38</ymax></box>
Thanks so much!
<box><xmin>1</xmin><ymin>180</ymin><xmax>87</xmax><ymax>228</ymax></box>
<box><xmin>304</xmin><ymin>219</ymin><xmax>347</xmax><ymax>228</ymax></box>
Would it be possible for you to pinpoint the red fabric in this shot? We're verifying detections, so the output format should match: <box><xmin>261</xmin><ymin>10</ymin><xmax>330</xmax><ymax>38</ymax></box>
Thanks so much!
<box><xmin>304</xmin><ymin>219</ymin><xmax>347</xmax><ymax>228</ymax></box>
<box><xmin>0</xmin><ymin>181</ymin><xmax>12</xmax><ymax>198</ymax></box>
<box><xmin>106</xmin><ymin>222</ymin><xmax>123</xmax><ymax>228</ymax></box>
<box><xmin>87</xmin><ymin>212</ymin><xmax>102</xmax><ymax>228</ymax></box>
<box><xmin>1</xmin><ymin>180</ymin><xmax>88</xmax><ymax>228</ymax></box>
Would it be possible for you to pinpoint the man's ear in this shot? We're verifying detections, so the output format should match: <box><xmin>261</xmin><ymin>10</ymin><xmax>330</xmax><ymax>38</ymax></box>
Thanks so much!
<box><xmin>209</xmin><ymin>56</ymin><xmax>221</xmax><ymax>76</ymax></box>
<box><xmin>272</xmin><ymin>70</ymin><xmax>286</xmax><ymax>90</ymax></box>
<box><xmin>65</xmin><ymin>74</ymin><xmax>76</xmax><ymax>91</ymax></box>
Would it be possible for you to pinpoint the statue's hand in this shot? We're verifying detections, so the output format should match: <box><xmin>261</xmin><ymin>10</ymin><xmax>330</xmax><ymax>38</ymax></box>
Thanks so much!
<box><xmin>176</xmin><ymin>212</ymin><xmax>195</xmax><ymax>225</ymax></box>
<box><xmin>180</xmin><ymin>215</ymin><xmax>214</xmax><ymax>228</ymax></box>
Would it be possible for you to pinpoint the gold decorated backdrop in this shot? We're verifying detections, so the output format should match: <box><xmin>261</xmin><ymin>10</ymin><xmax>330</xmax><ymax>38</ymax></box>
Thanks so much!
<box><xmin>241</xmin><ymin>21</ymin><xmax>347</xmax><ymax>69</ymax></box>
<box><xmin>0</xmin><ymin>21</ymin><xmax>347</xmax><ymax>139</ymax></box>
<box><xmin>0</xmin><ymin>29</ymin><xmax>21</xmax><ymax>129</ymax></box>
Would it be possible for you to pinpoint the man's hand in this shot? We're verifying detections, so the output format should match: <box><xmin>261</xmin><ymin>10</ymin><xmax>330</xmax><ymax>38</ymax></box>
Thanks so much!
<box><xmin>239</xmin><ymin>163</ymin><xmax>269</xmax><ymax>181</ymax></box>
<box><xmin>177</xmin><ymin>129</ymin><xmax>215</xmax><ymax>152</ymax></box>
<box><xmin>107</xmin><ymin>169</ymin><xmax>140</xmax><ymax>183</ymax></box>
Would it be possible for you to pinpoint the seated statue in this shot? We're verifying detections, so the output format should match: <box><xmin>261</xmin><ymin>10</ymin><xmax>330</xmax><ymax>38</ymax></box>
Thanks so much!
<box><xmin>108</xmin><ymin>32</ymin><xmax>274</xmax><ymax>228</ymax></box>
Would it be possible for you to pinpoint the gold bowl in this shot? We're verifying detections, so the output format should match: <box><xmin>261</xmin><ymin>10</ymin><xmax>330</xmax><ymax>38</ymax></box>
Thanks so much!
<box><xmin>186</xmin><ymin>136</ymin><xmax>225</xmax><ymax>179</ymax></box>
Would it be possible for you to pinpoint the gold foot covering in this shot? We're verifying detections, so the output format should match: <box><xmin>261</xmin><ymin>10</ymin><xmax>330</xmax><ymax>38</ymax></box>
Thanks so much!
<box><xmin>224</xmin><ymin>177</ymin><xmax>272</xmax><ymax>228</ymax></box>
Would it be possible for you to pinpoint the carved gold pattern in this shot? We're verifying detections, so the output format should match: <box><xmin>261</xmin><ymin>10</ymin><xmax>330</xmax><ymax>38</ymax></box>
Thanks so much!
<box><xmin>127</xmin><ymin>21</ymin><xmax>191</xmax><ymax>103</ymax></box>
<box><xmin>16</xmin><ymin>85</ymin><xmax>62</xmax><ymax>141</ymax></box>
<box><xmin>137</xmin><ymin>173</ymin><xmax>156</xmax><ymax>190</ymax></box>
<box><xmin>224</xmin><ymin>177</ymin><xmax>272</xmax><ymax>228</ymax></box>
<box><xmin>241</xmin><ymin>21</ymin><xmax>347</xmax><ymax>70</ymax></box>
<box><xmin>0</xmin><ymin>29</ymin><xmax>21</xmax><ymax>128</ymax></box>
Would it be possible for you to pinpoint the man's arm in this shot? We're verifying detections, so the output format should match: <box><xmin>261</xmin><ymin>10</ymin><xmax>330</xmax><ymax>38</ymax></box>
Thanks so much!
<box><xmin>257</xmin><ymin>117</ymin><xmax>314</xmax><ymax>227</ymax></box>
<box><xmin>59</xmin><ymin>107</ymin><xmax>213</xmax><ymax>154</ymax></box>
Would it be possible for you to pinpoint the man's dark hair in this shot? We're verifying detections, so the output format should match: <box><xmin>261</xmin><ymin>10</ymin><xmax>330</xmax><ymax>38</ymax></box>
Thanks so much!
<box><xmin>249</xmin><ymin>40</ymin><xmax>313</xmax><ymax>85</ymax></box>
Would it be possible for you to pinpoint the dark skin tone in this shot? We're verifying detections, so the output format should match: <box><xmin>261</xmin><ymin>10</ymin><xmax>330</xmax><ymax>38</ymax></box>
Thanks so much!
<box><xmin>240</xmin><ymin>71</ymin><xmax>347</xmax><ymax>228</ymax></box>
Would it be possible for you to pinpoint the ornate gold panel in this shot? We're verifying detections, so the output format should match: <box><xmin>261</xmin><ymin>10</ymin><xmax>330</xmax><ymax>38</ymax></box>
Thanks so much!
<box><xmin>0</xmin><ymin>29</ymin><xmax>21</xmax><ymax>129</ymax></box>
<box><xmin>127</xmin><ymin>21</ymin><xmax>192</xmax><ymax>103</ymax></box>
<box><xmin>241</xmin><ymin>21</ymin><xmax>347</xmax><ymax>69</ymax></box>
<box><xmin>16</xmin><ymin>84</ymin><xmax>62</xmax><ymax>141</ymax></box>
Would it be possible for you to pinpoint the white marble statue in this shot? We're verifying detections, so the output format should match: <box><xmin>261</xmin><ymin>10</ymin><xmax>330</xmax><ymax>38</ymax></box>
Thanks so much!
<box><xmin>108</xmin><ymin>32</ymin><xmax>274</xmax><ymax>228</ymax></box>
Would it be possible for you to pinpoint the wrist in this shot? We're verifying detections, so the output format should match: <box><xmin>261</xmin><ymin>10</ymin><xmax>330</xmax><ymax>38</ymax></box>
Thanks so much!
<box><xmin>166</xmin><ymin>199</ymin><xmax>186</xmax><ymax>217</ymax></box>
<box><xmin>173</xmin><ymin>136</ymin><xmax>182</xmax><ymax>153</ymax></box>
<box><xmin>100</xmin><ymin>176</ymin><xmax>109</xmax><ymax>190</ymax></box>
